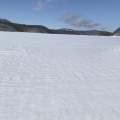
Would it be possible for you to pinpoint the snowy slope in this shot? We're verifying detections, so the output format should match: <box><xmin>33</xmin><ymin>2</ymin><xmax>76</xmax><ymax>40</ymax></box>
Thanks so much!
<box><xmin>0</xmin><ymin>32</ymin><xmax>120</xmax><ymax>120</ymax></box>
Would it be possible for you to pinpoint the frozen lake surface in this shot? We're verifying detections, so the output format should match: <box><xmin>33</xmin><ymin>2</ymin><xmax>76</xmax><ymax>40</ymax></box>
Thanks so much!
<box><xmin>0</xmin><ymin>32</ymin><xmax>120</xmax><ymax>120</ymax></box>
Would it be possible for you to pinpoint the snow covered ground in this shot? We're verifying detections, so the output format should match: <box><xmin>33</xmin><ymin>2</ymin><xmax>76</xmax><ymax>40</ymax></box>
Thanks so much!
<box><xmin>0</xmin><ymin>32</ymin><xmax>120</xmax><ymax>120</ymax></box>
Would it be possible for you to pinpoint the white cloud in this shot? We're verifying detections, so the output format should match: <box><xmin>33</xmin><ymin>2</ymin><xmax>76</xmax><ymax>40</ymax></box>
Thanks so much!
<box><xmin>33</xmin><ymin>0</ymin><xmax>57</xmax><ymax>10</ymax></box>
<box><xmin>60</xmin><ymin>13</ymin><xmax>101</xmax><ymax>29</ymax></box>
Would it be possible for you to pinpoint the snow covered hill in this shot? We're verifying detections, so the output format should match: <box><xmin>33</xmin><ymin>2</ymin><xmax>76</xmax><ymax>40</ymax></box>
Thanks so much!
<box><xmin>0</xmin><ymin>32</ymin><xmax>120</xmax><ymax>120</ymax></box>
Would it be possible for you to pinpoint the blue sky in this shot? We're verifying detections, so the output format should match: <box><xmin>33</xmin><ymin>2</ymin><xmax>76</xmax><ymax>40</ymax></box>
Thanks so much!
<box><xmin>0</xmin><ymin>0</ymin><xmax>120</xmax><ymax>32</ymax></box>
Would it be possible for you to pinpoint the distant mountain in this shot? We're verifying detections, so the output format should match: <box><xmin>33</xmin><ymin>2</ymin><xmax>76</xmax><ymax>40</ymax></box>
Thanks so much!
<box><xmin>0</xmin><ymin>18</ymin><xmax>117</xmax><ymax>36</ymax></box>
<box><xmin>0</xmin><ymin>18</ymin><xmax>51</xmax><ymax>33</ymax></box>
<box><xmin>113</xmin><ymin>27</ymin><xmax>120</xmax><ymax>36</ymax></box>
<box><xmin>52</xmin><ymin>29</ymin><xmax>112</xmax><ymax>36</ymax></box>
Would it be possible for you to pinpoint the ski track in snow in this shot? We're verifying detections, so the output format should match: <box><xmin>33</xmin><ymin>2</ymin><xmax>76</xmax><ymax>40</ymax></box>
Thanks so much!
<box><xmin>0</xmin><ymin>32</ymin><xmax>120</xmax><ymax>120</ymax></box>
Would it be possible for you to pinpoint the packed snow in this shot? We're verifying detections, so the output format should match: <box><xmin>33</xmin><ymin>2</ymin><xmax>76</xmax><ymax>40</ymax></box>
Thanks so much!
<box><xmin>0</xmin><ymin>32</ymin><xmax>120</xmax><ymax>120</ymax></box>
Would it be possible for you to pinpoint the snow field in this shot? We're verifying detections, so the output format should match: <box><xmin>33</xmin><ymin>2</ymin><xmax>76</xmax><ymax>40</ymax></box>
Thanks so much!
<box><xmin>0</xmin><ymin>32</ymin><xmax>120</xmax><ymax>120</ymax></box>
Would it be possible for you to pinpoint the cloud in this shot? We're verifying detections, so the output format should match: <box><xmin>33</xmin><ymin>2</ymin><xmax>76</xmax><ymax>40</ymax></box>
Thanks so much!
<box><xmin>60</xmin><ymin>13</ymin><xmax>100</xmax><ymax>29</ymax></box>
<box><xmin>99</xmin><ymin>27</ymin><xmax>107</xmax><ymax>31</ymax></box>
<box><xmin>33</xmin><ymin>0</ymin><xmax>57</xmax><ymax>10</ymax></box>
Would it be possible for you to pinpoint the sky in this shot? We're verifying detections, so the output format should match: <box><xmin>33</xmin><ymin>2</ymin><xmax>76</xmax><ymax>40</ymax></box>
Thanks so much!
<box><xmin>0</xmin><ymin>0</ymin><xmax>120</xmax><ymax>32</ymax></box>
